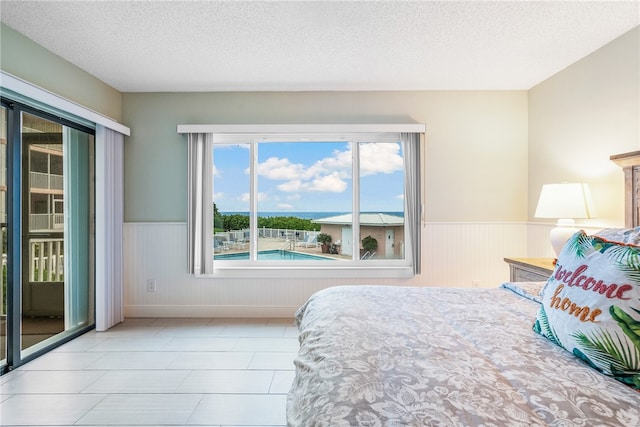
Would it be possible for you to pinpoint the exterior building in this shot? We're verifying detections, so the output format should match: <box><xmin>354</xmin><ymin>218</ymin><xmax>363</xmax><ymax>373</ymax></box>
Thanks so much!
<box><xmin>28</xmin><ymin>142</ymin><xmax>64</xmax><ymax>232</ymax></box>
<box><xmin>313</xmin><ymin>213</ymin><xmax>404</xmax><ymax>259</ymax></box>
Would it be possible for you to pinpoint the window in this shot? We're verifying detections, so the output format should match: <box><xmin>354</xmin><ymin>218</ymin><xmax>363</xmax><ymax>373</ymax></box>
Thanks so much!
<box><xmin>182</xmin><ymin>125</ymin><xmax>423</xmax><ymax>277</ymax></box>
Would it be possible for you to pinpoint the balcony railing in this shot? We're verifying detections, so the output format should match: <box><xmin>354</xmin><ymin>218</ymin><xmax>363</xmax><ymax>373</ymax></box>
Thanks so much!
<box><xmin>30</xmin><ymin>213</ymin><xmax>64</xmax><ymax>231</ymax></box>
<box><xmin>30</xmin><ymin>171</ymin><xmax>63</xmax><ymax>191</ymax></box>
<box><xmin>0</xmin><ymin>233</ymin><xmax>64</xmax><ymax>318</ymax></box>
<box><xmin>29</xmin><ymin>238</ymin><xmax>64</xmax><ymax>283</ymax></box>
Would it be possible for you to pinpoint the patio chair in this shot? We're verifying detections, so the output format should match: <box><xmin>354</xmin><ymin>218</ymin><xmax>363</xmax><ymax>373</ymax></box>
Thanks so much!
<box><xmin>234</xmin><ymin>237</ymin><xmax>247</xmax><ymax>249</ymax></box>
<box><xmin>297</xmin><ymin>233</ymin><xmax>318</xmax><ymax>248</ymax></box>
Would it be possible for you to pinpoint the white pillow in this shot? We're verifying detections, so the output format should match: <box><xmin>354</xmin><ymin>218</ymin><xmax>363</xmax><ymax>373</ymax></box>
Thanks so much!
<box><xmin>595</xmin><ymin>227</ymin><xmax>640</xmax><ymax>245</ymax></box>
<box><xmin>533</xmin><ymin>230</ymin><xmax>640</xmax><ymax>390</ymax></box>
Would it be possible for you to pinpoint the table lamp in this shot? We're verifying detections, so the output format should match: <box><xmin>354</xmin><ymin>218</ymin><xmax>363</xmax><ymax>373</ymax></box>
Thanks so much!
<box><xmin>534</xmin><ymin>183</ymin><xmax>596</xmax><ymax>257</ymax></box>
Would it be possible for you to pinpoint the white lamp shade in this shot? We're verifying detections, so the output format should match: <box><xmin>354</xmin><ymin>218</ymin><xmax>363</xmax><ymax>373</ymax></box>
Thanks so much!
<box><xmin>534</xmin><ymin>183</ymin><xmax>596</xmax><ymax>219</ymax></box>
<box><xmin>535</xmin><ymin>183</ymin><xmax>596</xmax><ymax>257</ymax></box>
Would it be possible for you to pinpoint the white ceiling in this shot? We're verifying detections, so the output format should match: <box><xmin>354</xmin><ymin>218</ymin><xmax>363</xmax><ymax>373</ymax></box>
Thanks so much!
<box><xmin>1</xmin><ymin>1</ymin><xmax>638</xmax><ymax>92</ymax></box>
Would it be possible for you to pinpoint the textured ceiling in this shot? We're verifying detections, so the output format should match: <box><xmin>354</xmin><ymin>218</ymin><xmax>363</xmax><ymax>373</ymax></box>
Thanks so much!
<box><xmin>1</xmin><ymin>1</ymin><xmax>638</xmax><ymax>92</ymax></box>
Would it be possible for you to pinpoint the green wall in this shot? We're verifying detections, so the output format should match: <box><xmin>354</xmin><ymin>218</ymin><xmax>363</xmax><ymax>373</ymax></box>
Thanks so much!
<box><xmin>122</xmin><ymin>91</ymin><xmax>528</xmax><ymax>223</ymax></box>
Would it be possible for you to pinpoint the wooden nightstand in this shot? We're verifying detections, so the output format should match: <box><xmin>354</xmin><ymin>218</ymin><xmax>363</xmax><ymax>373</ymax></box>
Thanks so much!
<box><xmin>504</xmin><ymin>258</ymin><xmax>555</xmax><ymax>282</ymax></box>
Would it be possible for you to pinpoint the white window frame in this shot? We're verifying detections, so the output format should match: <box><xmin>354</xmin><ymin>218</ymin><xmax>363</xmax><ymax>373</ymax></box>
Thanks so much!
<box><xmin>179</xmin><ymin>124</ymin><xmax>425</xmax><ymax>279</ymax></box>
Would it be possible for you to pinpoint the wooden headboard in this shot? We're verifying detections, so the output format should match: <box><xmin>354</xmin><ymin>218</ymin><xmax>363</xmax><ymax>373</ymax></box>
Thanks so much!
<box><xmin>611</xmin><ymin>151</ymin><xmax>640</xmax><ymax>227</ymax></box>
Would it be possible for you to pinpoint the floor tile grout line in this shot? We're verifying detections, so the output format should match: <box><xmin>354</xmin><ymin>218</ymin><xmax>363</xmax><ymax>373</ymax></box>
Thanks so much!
<box><xmin>1</xmin><ymin>318</ymin><xmax>297</xmax><ymax>426</ymax></box>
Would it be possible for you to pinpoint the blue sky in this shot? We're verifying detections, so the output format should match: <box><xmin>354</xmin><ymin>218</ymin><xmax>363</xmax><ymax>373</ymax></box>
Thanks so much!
<box><xmin>213</xmin><ymin>141</ymin><xmax>404</xmax><ymax>213</ymax></box>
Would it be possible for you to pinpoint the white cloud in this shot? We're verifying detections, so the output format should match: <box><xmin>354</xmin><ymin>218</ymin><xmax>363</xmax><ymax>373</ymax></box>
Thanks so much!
<box><xmin>277</xmin><ymin>173</ymin><xmax>347</xmax><ymax>193</ymax></box>
<box><xmin>306</xmin><ymin>172</ymin><xmax>348</xmax><ymax>192</ymax></box>
<box><xmin>395</xmin><ymin>194</ymin><xmax>404</xmax><ymax>200</ymax></box>
<box><xmin>239</xmin><ymin>192</ymin><xmax>268</xmax><ymax>202</ymax></box>
<box><xmin>214</xmin><ymin>192</ymin><xmax>225</xmax><ymax>200</ymax></box>
<box><xmin>256</xmin><ymin>157</ymin><xmax>304</xmax><ymax>180</ymax></box>
<box><xmin>277</xmin><ymin>203</ymin><xmax>294</xmax><ymax>210</ymax></box>
<box><xmin>360</xmin><ymin>143</ymin><xmax>403</xmax><ymax>176</ymax></box>
<box><xmin>257</xmin><ymin>142</ymin><xmax>401</xmax><ymax>194</ymax></box>
<box><xmin>305</xmin><ymin>146</ymin><xmax>352</xmax><ymax>179</ymax></box>
<box><xmin>277</xmin><ymin>180</ymin><xmax>303</xmax><ymax>192</ymax></box>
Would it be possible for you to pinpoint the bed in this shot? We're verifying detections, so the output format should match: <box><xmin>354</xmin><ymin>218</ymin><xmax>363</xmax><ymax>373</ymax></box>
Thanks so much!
<box><xmin>287</xmin><ymin>279</ymin><xmax>639</xmax><ymax>426</ymax></box>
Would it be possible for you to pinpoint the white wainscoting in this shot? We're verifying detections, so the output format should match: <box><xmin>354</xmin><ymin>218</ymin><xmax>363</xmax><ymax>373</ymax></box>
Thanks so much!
<box><xmin>123</xmin><ymin>222</ymin><xmax>575</xmax><ymax>318</ymax></box>
<box><xmin>124</xmin><ymin>223</ymin><xmax>418</xmax><ymax>318</ymax></box>
<box><xmin>526</xmin><ymin>223</ymin><xmax>606</xmax><ymax>258</ymax></box>
<box><xmin>423</xmin><ymin>222</ymin><xmax>529</xmax><ymax>287</ymax></box>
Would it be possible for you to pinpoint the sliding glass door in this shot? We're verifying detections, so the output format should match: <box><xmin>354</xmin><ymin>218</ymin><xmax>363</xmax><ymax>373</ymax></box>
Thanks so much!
<box><xmin>21</xmin><ymin>112</ymin><xmax>66</xmax><ymax>352</ymax></box>
<box><xmin>1</xmin><ymin>105</ymin><xmax>7</xmax><ymax>370</ymax></box>
<box><xmin>0</xmin><ymin>102</ymin><xmax>95</xmax><ymax>374</ymax></box>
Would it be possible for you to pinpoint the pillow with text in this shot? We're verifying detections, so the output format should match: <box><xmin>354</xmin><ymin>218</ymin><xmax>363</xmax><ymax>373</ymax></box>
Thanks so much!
<box><xmin>534</xmin><ymin>230</ymin><xmax>640</xmax><ymax>390</ymax></box>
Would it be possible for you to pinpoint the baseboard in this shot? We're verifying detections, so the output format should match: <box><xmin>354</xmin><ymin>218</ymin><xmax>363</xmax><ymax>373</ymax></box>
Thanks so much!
<box><xmin>124</xmin><ymin>304</ymin><xmax>300</xmax><ymax>318</ymax></box>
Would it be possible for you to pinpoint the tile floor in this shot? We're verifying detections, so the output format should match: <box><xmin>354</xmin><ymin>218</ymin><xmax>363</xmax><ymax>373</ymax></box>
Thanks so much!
<box><xmin>0</xmin><ymin>318</ymin><xmax>299</xmax><ymax>426</ymax></box>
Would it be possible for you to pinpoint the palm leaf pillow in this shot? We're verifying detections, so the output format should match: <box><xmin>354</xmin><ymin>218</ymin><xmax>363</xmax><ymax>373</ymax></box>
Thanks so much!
<box><xmin>533</xmin><ymin>230</ymin><xmax>640</xmax><ymax>390</ymax></box>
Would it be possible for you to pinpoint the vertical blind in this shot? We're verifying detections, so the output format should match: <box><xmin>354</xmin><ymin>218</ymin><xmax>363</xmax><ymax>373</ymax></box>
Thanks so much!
<box><xmin>95</xmin><ymin>125</ymin><xmax>125</xmax><ymax>331</ymax></box>
<box><xmin>401</xmin><ymin>132</ymin><xmax>422</xmax><ymax>274</ymax></box>
<box><xmin>187</xmin><ymin>133</ymin><xmax>213</xmax><ymax>275</ymax></box>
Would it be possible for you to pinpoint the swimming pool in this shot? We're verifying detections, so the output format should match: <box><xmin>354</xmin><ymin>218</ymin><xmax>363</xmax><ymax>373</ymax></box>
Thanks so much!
<box><xmin>215</xmin><ymin>249</ymin><xmax>330</xmax><ymax>261</ymax></box>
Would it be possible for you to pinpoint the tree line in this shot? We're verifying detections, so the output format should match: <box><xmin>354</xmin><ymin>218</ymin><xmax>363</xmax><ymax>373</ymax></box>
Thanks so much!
<box><xmin>214</xmin><ymin>204</ymin><xmax>320</xmax><ymax>232</ymax></box>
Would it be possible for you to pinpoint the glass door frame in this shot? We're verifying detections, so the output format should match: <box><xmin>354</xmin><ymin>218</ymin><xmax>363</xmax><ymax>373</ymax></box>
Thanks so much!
<box><xmin>1</xmin><ymin>98</ymin><xmax>96</xmax><ymax>375</ymax></box>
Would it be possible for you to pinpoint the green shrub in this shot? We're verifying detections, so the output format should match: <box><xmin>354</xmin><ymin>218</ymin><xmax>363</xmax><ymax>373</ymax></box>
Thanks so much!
<box><xmin>362</xmin><ymin>235</ymin><xmax>378</xmax><ymax>251</ymax></box>
<box><xmin>317</xmin><ymin>233</ymin><xmax>332</xmax><ymax>244</ymax></box>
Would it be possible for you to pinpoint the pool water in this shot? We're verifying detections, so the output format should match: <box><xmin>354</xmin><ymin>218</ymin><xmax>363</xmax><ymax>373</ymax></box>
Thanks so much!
<box><xmin>214</xmin><ymin>249</ymin><xmax>330</xmax><ymax>261</ymax></box>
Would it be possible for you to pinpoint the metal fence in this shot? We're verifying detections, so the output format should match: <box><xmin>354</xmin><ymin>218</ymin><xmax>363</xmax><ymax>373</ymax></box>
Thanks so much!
<box><xmin>215</xmin><ymin>228</ymin><xmax>317</xmax><ymax>242</ymax></box>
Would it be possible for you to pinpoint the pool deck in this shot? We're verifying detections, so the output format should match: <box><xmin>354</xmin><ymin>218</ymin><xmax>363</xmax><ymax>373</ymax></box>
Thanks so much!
<box><xmin>216</xmin><ymin>237</ymin><xmax>351</xmax><ymax>260</ymax></box>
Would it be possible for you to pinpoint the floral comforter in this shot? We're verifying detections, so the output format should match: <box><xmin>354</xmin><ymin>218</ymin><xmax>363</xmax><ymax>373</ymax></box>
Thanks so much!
<box><xmin>287</xmin><ymin>285</ymin><xmax>640</xmax><ymax>426</ymax></box>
